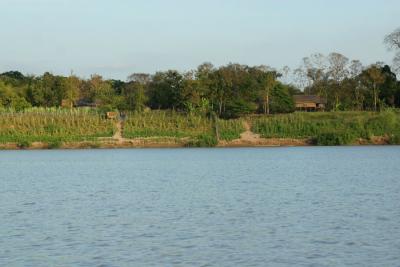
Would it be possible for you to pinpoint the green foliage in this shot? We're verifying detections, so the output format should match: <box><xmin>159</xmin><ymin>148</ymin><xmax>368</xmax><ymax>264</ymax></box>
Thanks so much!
<box><xmin>0</xmin><ymin>108</ymin><xmax>115</xmax><ymax>143</ymax></box>
<box><xmin>2</xmin><ymin>60</ymin><xmax>399</xmax><ymax>117</ymax></box>
<box><xmin>270</xmin><ymin>83</ymin><xmax>295</xmax><ymax>114</ymax></box>
<box><xmin>251</xmin><ymin>110</ymin><xmax>400</xmax><ymax>142</ymax></box>
<box><xmin>123</xmin><ymin>110</ymin><xmax>243</xmax><ymax>143</ymax></box>
<box><xmin>0</xmin><ymin>81</ymin><xmax>31</xmax><ymax>111</ymax></box>
<box><xmin>147</xmin><ymin>71</ymin><xmax>185</xmax><ymax>110</ymax></box>
<box><xmin>123</xmin><ymin>110</ymin><xmax>213</xmax><ymax>138</ymax></box>
<box><xmin>47</xmin><ymin>140</ymin><xmax>62</xmax><ymax>149</ymax></box>
<box><xmin>217</xmin><ymin>118</ymin><xmax>245</xmax><ymax>141</ymax></box>
<box><xmin>187</xmin><ymin>134</ymin><xmax>218</xmax><ymax>147</ymax></box>
<box><xmin>313</xmin><ymin>131</ymin><xmax>356</xmax><ymax>146</ymax></box>
<box><xmin>17</xmin><ymin>140</ymin><xmax>31</xmax><ymax>149</ymax></box>
<box><xmin>121</xmin><ymin>82</ymin><xmax>148</xmax><ymax>111</ymax></box>
<box><xmin>388</xmin><ymin>133</ymin><xmax>400</xmax><ymax>145</ymax></box>
<box><xmin>223</xmin><ymin>99</ymin><xmax>258</xmax><ymax>119</ymax></box>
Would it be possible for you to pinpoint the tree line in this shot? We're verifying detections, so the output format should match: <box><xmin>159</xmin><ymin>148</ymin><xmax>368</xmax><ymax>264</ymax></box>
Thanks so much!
<box><xmin>1</xmin><ymin>28</ymin><xmax>400</xmax><ymax>118</ymax></box>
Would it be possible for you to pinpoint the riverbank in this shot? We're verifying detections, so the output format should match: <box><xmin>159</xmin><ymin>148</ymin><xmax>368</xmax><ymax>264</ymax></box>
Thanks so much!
<box><xmin>1</xmin><ymin>108</ymin><xmax>399</xmax><ymax>149</ymax></box>
<box><xmin>0</xmin><ymin>135</ymin><xmax>392</xmax><ymax>150</ymax></box>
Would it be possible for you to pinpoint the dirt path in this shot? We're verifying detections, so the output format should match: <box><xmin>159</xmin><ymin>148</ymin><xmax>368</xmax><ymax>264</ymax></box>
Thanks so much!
<box><xmin>240</xmin><ymin>121</ymin><xmax>261</xmax><ymax>142</ymax></box>
<box><xmin>218</xmin><ymin>119</ymin><xmax>309</xmax><ymax>147</ymax></box>
<box><xmin>112</xmin><ymin>120</ymin><xmax>123</xmax><ymax>141</ymax></box>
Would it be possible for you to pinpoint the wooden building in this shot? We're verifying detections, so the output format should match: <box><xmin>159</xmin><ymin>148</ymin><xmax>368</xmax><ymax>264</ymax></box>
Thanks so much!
<box><xmin>293</xmin><ymin>95</ymin><xmax>326</xmax><ymax>111</ymax></box>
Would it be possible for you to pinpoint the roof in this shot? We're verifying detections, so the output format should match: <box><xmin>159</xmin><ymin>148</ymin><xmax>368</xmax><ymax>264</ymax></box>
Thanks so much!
<box><xmin>75</xmin><ymin>99</ymin><xmax>98</xmax><ymax>107</ymax></box>
<box><xmin>293</xmin><ymin>95</ymin><xmax>327</xmax><ymax>104</ymax></box>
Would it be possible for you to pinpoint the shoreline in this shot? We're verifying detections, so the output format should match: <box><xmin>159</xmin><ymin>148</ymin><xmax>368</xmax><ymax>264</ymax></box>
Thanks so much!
<box><xmin>0</xmin><ymin>136</ymin><xmax>392</xmax><ymax>150</ymax></box>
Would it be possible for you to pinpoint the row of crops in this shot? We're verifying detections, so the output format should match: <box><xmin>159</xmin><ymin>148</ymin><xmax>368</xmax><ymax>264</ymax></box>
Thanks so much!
<box><xmin>0</xmin><ymin>107</ymin><xmax>115</xmax><ymax>144</ymax></box>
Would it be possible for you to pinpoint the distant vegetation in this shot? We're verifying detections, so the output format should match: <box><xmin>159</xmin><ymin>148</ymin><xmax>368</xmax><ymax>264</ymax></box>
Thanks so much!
<box><xmin>0</xmin><ymin>28</ymin><xmax>399</xmax><ymax>118</ymax></box>
<box><xmin>0</xmin><ymin>29</ymin><xmax>400</xmax><ymax>147</ymax></box>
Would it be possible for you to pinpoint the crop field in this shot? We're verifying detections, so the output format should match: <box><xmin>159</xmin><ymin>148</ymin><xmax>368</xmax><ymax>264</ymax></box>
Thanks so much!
<box><xmin>0</xmin><ymin>108</ymin><xmax>115</xmax><ymax>145</ymax></box>
<box><xmin>251</xmin><ymin>110</ymin><xmax>400</xmax><ymax>145</ymax></box>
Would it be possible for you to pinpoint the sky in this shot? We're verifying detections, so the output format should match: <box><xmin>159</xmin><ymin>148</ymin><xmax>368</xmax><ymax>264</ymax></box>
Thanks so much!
<box><xmin>0</xmin><ymin>0</ymin><xmax>399</xmax><ymax>80</ymax></box>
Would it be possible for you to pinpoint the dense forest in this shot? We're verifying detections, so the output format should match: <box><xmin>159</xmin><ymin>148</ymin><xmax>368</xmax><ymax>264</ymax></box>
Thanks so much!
<box><xmin>1</xmin><ymin>28</ymin><xmax>400</xmax><ymax>118</ymax></box>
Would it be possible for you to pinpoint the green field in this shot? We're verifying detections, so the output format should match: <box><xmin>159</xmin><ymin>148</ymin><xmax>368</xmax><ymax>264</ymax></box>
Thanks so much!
<box><xmin>123</xmin><ymin>111</ymin><xmax>213</xmax><ymax>138</ymax></box>
<box><xmin>122</xmin><ymin>111</ymin><xmax>244</xmax><ymax>146</ymax></box>
<box><xmin>250</xmin><ymin>110</ymin><xmax>400</xmax><ymax>145</ymax></box>
<box><xmin>1</xmin><ymin>108</ymin><xmax>399</xmax><ymax>147</ymax></box>
<box><xmin>0</xmin><ymin>108</ymin><xmax>115</xmax><ymax>146</ymax></box>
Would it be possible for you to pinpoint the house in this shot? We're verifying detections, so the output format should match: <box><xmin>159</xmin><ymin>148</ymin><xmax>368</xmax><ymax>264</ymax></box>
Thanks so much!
<box><xmin>293</xmin><ymin>95</ymin><xmax>326</xmax><ymax>111</ymax></box>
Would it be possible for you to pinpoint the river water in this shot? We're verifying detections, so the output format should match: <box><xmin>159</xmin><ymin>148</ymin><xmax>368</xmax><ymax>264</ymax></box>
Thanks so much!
<box><xmin>1</xmin><ymin>147</ymin><xmax>399</xmax><ymax>266</ymax></box>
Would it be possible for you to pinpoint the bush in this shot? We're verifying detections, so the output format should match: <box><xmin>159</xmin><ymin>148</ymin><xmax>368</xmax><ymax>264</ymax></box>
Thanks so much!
<box><xmin>47</xmin><ymin>140</ymin><xmax>62</xmax><ymax>149</ymax></box>
<box><xmin>313</xmin><ymin>131</ymin><xmax>356</xmax><ymax>146</ymax></box>
<box><xmin>388</xmin><ymin>133</ymin><xmax>400</xmax><ymax>145</ymax></box>
<box><xmin>187</xmin><ymin>134</ymin><xmax>218</xmax><ymax>147</ymax></box>
<box><xmin>17</xmin><ymin>140</ymin><xmax>31</xmax><ymax>149</ymax></box>
<box><xmin>222</xmin><ymin>99</ymin><xmax>258</xmax><ymax>119</ymax></box>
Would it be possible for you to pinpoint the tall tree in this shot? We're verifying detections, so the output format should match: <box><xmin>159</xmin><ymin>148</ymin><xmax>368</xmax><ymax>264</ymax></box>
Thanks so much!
<box><xmin>260</xmin><ymin>71</ymin><xmax>277</xmax><ymax>115</ymax></box>
<box><xmin>362</xmin><ymin>65</ymin><xmax>386</xmax><ymax>111</ymax></box>
<box><xmin>328</xmin><ymin>52</ymin><xmax>349</xmax><ymax>110</ymax></box>
<box><xmin>349</xmin><ymin>60</ymin><xmax>364</xmax><ymax>110</ymax></box>
<box><xmin>64</xmin><ymin>74</ymin><xmax>80</xmax><ymax>108</ymax></box>
<box><xmin>385</xmin><ymin>27</ymin><xmax>400</xmax><ymax>75</ymax></box>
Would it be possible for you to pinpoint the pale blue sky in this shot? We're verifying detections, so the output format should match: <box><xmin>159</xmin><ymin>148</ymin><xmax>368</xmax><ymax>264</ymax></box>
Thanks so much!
<box><xmin>0</xmin><ymin>0</ymin><xmax>399</xmax><ymax>80</ymax></box>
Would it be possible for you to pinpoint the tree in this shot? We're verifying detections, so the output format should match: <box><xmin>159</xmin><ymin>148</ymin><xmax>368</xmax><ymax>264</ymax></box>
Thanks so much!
<box><xmin>0</xmin><ymin>71</ymin><xmax>25</xmax><ymax>81</ymax></box>
<box><xmin>379</xmin><ymin>65</ymin><xmax>399</xmax><ymax>107</ymax></box>
<box><xmin>269</xmin><ymin>83</ymin><xmax>295</xmax><ymax>114</ymax></box>
<box><xmin>148</xmin><ymin>70</ymin><xmax>184</xmax><ymax>110</ymax></box>
<box><xmin>122</xmin><ymin>81</ymin><xmax>148</xmax><ymax>111</ymax></box>
<box><xmin>26</xmin><ymin>72</ymin><xmax>65</xmax><ymax>107</ymax></box>
<box><xmin>0</xmin><ymin>81</ymin><xmax>31</xmax><ymax>110</ymax></box>
<box><xmin>64</xmin><ymin>74</ymin><xmax>80</xmax><ymax>108</ymax></box>
<box><xmin>88</xmin><ymin>75</ymin><xmax>115</xmax><ymax>107</ymax></box>
<box><xmin>127</xmin><ymin>73</ymin><xmax>151</xmax><ymax>84</ymax></box>
<box><xmin>385</xmin><ymin>28</ymin><xmax>400</xmax><ymax>74</ymax></box>
<box><xmin>328</xmin><ymin>53</ymin><xmax>349</xmax><ymax>110</ymax></box>
<box><xmin>349</xmin><ymin>60</ymin><xmax>364</xmax><ymax>110</ymax></box>
<box><xmin>260</xmin><ymin>71</ymin><xmax>277</xmax><ymax>115</ymax></box>
<box><xmin>362</xmin><ymin>65</ymin><xmax>386</xmax><ymax>111</ymax></box>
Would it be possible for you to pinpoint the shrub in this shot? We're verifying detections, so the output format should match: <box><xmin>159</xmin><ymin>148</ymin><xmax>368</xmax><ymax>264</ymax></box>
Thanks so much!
<box><xmin>47</xmin><ymin>140</ymin><xmax>62</xmax><ymax>149</ymax></box>
<box><xmin>187</xmin><ymin>134</ymin><xmax>218</xmax><ymax>147</ymax></box>
<box><xmin>388</xmin><ymin>133</ymin><xmax>400</xmax><ymax>145</ymax></box>
<box><xmin>17</xmin><ymin>140</ymin><xmax>31</xmax><ymax>149</ymax></box>
<box><xmin>314</xmin><ymin>131</ymin><xmax>356</xmax><ymax>146</ymax></box>
<box><xmin>223</xmin><ymin>99</ymin><xmax>258</xmax><ymax>119</ymax></box>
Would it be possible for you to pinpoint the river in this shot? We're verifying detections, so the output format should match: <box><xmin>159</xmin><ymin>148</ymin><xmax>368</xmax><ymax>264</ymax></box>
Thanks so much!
<box><xmin>1</xmin><ymin>147</ymin><xmax>399</xmax><ymax>266</ymax></box>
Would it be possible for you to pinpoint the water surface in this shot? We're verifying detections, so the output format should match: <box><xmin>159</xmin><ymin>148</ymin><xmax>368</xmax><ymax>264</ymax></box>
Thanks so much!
<box><xmin>1</xmin><ymin>147</ymin><xmax>400</xmax><ymax>266</ymax></box>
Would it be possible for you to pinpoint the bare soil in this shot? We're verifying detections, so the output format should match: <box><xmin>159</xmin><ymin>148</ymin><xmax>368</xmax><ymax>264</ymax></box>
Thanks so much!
<box><xmin>218</xmin><ymin>121</ymin><xmax>310</xmax><ymax>147</ymax></box>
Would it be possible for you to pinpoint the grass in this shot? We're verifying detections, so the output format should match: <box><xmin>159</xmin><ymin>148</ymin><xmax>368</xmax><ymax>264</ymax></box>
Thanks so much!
<box><xmin>123</xmin><ymin>110</ymin><xmax>214</xmax><ymax>138</ymax></box>
<box><xmin>251</xmin><ymin>110</ymin><xmax>400</xmax><ymax>145</ymax></box>
<box><xmin>217</xmin><ymin>118</ymin><xmax>245</xmax><ymax>141</ymax></box>
<box><xmin>2</xmin><ymin>107</ymin><xmax>399</xmax><ymax>147</ymax></box>
<box><xmin>123</xmin><ymin>110</ymin><xmax>244</xmax><ymax>146</ymax></box>
<box><xmin>0</xmin><ymin>107</ymin><xmax>115</xmax><ymax>145</ymax></box>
